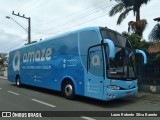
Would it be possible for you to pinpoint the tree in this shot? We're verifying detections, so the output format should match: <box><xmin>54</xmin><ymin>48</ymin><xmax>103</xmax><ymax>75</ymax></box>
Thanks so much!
<box><xmin>149</xmin><ymin>23</ymin><xmax>160</xmax><ymax>42</ymax></box>
<box><xmin>122</xmin><ymin>31</ymin><xmax>151</xmax><ymax>50</ymax></box>
<box><xmin>109</xmin><ymin>0</ymin><xmax>150</xmax><ymax>38</ymax></box>
<box><xmin>0</xmin><ymin>53</ymin><xmax>8</xmax><ymax>70</ymax></box>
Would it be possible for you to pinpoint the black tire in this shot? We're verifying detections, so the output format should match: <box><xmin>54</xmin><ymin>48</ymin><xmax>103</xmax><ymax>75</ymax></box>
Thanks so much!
<box><xmin>16</xmin><ymin>76</ymin><xmax>21</xmax><ymax>87</ymax></box>
<box><xmin>62</xmin><ymin>81</ymin><xmax>75</xmax><ymax>100</ymax></box>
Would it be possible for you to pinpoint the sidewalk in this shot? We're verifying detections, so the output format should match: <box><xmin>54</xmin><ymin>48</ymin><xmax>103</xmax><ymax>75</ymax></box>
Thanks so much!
<box><xmin>132</xmin><ymin>91</ymin><xmax>160</xmax><ymax>103</ymax></box>
<box><xmin>0</xmin><ymin>76</ymin><xmax>7</xmax><ymax>80</ymax></box>
<box><xmin>136</xmin><ymin>91</ymin><xmax>154</xmax><ymax>98</ymax></box>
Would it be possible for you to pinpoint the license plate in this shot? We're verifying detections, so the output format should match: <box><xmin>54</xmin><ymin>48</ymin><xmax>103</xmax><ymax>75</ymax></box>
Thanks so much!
<box><xmin>126</xmin><ymin>92</ymin><xmax>131</xmax><ymax>96</ymax></box>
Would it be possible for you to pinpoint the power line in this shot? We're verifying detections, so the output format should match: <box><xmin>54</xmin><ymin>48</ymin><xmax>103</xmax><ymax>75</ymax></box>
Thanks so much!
<box><xmin>1</xmin><ymin>0</ymin><xmax>30</xmax><ymax>31</ymax></box>
<box><xmin>2</xmin><ymin>16</ymin><xmax>28</xmax><ymax>39</ymax></box>
<box><xmin>31</xmin><ymin>7</ymin><xmax>113</xmax><ymax>40</ymax></box>
<box><xmin>1</xmin><ymin>39</ymin><xmax>24</xmax><ymax>50</ymax></box>
<box><xmin>3</xmin><ymin>1</ymin><xmax>106</xmax><ymax>41</ymax></box>
<box><xmin>31</xmin><ymin>0</ymin><xmax>108</xmax><ymax>27</ymax></box>
<box><xmin>2</xmin><ymin>40</ymin><xmax>26</xmax><ymax>52</ymax></box>
<box><xmin>23</xmin><ymin>0</ymin><xmax>50</xmax><ymax>13</ymax></box>
<box><xmin>2</xmin><ymin>38</ymin><xmax>27</xmax><ymax>49</ymax></box>
<box><xmin>2</xmin><ymin>0</ymin><xmax>115</xmax><ymax>52</ymax></box>
<box><xmin>38</xmin><ymin>3</ymin><xmax>115</xmax><ymax>33</ymax></box>
<box><xmin>14</xmin><ymin>0</ymin><xmax>30</xmax><ymax>11</ymax></box>
<box><xmin>32</xmin><ymin>3</ymin><xmax>114</xmax><ymax>33</ymax></box>
<box><xmin>4</xmin><ymin>0</ymin><xmax>112</xmax><ymax>36</ymax></box>
<box><xmin>47</xmin><ymin>12</ymin><xmax>110</xmax><ymax>35</ymax></box>
<box><xmin>18</xmin><ymin>0</ymin><xmax>41</xmax><ymax>12</ymax></box>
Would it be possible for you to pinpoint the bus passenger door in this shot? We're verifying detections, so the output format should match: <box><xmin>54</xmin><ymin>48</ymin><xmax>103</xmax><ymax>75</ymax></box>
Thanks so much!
<box><xmin>85</xmin><ymin>45</ymin><xmax>104</xmax><ymax>99</ymax></box>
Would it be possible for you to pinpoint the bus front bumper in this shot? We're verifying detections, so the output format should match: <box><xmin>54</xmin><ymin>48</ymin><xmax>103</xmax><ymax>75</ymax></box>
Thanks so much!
<box><xmin>103</xmin><ymin>87</ymin><xmax>138</xmax><ymax>101</ymax></box>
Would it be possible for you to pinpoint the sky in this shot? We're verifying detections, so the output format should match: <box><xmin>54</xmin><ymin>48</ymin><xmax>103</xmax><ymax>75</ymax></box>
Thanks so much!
<box><xmin>0</xmin><ymin>0</ymin><xmax>159</xmax><ymax>53</ymax></box>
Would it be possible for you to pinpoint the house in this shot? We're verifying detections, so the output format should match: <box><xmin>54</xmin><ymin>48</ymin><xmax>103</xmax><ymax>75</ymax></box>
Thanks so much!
<box><xmin>147</xmin><ymin>43</ymin><xmax>160</xmax><ymax>53</ymax></box>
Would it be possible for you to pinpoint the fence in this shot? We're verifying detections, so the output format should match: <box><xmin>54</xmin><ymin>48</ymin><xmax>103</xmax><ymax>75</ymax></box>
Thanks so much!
<box><xmin>139</xmin><ymin>64</ymin><xmax>160</xmax><ymax>85</ymax></box>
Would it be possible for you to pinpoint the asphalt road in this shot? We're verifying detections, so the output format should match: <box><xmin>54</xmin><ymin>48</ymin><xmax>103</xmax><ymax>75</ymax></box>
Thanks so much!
<box><xmin>0</xmin><ymin>78</ymin><xmax>160</xmax><ymax>120</ymax></box>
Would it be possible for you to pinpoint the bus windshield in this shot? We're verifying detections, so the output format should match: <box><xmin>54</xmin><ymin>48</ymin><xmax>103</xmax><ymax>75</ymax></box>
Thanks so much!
<box><xmin>101</xmin><ymin>29</ymin><xmax>136</xmax><ymax>80</ymax></box>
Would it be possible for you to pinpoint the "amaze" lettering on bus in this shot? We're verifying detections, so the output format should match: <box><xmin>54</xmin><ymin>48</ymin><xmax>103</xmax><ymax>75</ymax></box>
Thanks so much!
<box><xmin>23</xmin><ymin>48</ymin><xmax>52</xmax><ymax>63</ymax></box>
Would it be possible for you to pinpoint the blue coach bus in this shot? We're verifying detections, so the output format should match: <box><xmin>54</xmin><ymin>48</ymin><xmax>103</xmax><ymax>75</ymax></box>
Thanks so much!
<box><xmin>8</xmin><ymin>26</ymin><xmax>147</xmax><ymax>101</ymax></box>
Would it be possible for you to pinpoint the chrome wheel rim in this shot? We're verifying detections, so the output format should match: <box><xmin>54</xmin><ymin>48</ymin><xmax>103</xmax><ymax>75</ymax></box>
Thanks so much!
<box><xmin>17</xmin><ymin>78</ymin><xmax>20</xmax><ymax>86</ymax></box>
<box><xmin>65</xmin><ymin>84</ymin><xmax>73</xmax><ymax>96</ymax></box>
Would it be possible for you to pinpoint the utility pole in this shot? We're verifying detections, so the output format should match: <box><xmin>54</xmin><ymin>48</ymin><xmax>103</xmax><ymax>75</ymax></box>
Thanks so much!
<box><xmin>12</xmin><ymin>11</ymin><xmax>31</xmax><ymax>44</ymax></box>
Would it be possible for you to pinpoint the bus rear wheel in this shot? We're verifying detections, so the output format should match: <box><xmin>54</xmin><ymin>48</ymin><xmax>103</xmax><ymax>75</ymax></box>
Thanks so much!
<box><xmin>16</xmin><ymin>76</ymin><xmax>21</xmax><ymax>87</ymax></box>
<box><xmin>62</xmin><ymin>81</ymin><xmax>75</xmax><ymax>100</ymax></box>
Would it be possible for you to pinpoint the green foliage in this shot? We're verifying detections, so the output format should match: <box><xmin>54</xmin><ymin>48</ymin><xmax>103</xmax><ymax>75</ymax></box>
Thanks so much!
<box><xmin>122</xmin><ymin>32</ymin><xmax>151</xmax><ymax>50</ymax></box>
<box><xmin>117</xmin><ymin>8</ymin><xmax>133</xmax><ymax>25</ymax></box>
<box><xmin>109</xmin><ymin>2</ymin><xmax>125</xmax><ymax>16</ymax></box>
<box><xmin>109</xmin><ymin>1</ymin><xmax>133</xmax><ymax>25</ymax></box>
<box><xmin>155</xmin><ymin>53</ymin><xmax>160</xmax><ymax>60</ymax></box>
<box><xmin>0</xmin><ymin>53</ymin><xmax>7</xmax><ymax>65</ymax></box>
<box><xmin>122</xmin><ymin>32</ymin><xmax>160</xmax><ymax>65</ymax></box>
<box><xmin>114</xmin><ymin>0</ymin><xmax>151</xmax><ymax>9</ymax></box>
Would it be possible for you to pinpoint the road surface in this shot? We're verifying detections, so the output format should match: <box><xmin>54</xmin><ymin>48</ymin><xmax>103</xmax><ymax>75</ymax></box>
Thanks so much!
<box><xmin>0</xmin><ymin>78</ymin><xmax>160</xmax><ymax>120</ymax></box>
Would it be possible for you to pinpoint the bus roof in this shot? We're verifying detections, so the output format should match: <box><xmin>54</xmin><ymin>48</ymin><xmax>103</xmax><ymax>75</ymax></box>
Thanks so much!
<box><xmin>10</xmin><ymin>26</ymin><xmax>101</xmax><ymax>52</ymax></box>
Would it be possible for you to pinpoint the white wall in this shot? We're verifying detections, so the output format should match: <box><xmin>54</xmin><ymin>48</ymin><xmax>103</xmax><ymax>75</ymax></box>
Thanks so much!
<box><xmin>4</xmin><ymin>67</ymin><xmax>7</xmax><ymax>77</ymax></box>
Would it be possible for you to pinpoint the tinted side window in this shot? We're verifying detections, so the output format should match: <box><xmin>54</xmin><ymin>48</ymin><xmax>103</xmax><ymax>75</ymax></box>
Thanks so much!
<box><xmin>79</xmin><ymin>30</ymin><xmax>100</xmax><ymax>69</ymax></box>
<box><xmin>89</xmin><ymin>46</ymin><xmax>103</xmax><ymax>77</ymax></box>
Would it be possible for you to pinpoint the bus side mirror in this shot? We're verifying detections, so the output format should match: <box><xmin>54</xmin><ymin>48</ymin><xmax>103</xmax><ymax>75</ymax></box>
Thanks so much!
<box><xmin>129</xmin><ymin>49</ymin><xmax>147</xmax><ymax>64</ymax></box>
<box><xmin>104</xmin><ymin>39</ymin><xmax>115</xmax><ymax>58</ymax></box>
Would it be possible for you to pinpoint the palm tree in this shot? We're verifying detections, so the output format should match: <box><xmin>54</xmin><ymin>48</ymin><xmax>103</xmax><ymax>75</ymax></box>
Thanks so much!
<box><xmin>149</xmin><ymin>17</ymin><xmax>160</xmax><ymax>42</ymax></box>
<box><xmin>109</xmin><ymin>0</ymin><xmax>150</xmax><ymax>38</ymax></box>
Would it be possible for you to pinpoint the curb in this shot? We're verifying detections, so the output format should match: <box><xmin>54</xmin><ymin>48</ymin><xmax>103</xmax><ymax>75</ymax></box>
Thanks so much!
<box><xmin>139</xmin><ymin>85</ymin><xmax>160</xmax><ymax>93</ymax></box>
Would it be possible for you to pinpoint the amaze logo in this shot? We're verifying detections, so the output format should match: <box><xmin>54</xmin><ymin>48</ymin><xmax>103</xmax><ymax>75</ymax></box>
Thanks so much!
<box><xmin>92</xmin><ymin>55</ymin><xmax>100</xmax><ymax>66</ymax></box>
<box><xmin>23</xmin><ymin>48</ymin><xmax>52</xmax><ymax>63</ymax></box>
<box><xmin>12</xmin><ymin>48</ymin><xmax>52</xmax><ymax>71</ymax></box>
<box><xmin>13</xmin><ymin>51</ymin><xmax>20</xmax><ymax>71</ymax></box>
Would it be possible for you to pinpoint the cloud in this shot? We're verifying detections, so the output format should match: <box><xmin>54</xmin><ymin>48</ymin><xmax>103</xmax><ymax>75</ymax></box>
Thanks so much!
<box><xmin>0</xmin><ymin>0</ymin><xmax>159</xmax><ymax>52</ymax></box>
<box><xmin>0</xmin><ymin>28</ymin><xmax>25</xmax><ymax>52</ymax></box>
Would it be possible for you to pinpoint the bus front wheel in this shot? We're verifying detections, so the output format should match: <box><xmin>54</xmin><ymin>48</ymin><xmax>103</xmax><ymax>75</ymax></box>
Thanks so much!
<box><xmin>62</xmin><ymin>81</ymin><xmax>75</xmax><ymax>100</ymax></box>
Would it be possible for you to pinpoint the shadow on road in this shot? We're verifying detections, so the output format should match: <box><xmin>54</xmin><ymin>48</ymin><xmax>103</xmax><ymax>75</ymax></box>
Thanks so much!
<box><xmin>10</xmin><ymin>84</ymin><xmax>137</xmax><ymax>108</ymax></box>
<box><xmin>75</xmin><ymin>96</ymin><xmax>136</xmax><ymax>108</ymax></box>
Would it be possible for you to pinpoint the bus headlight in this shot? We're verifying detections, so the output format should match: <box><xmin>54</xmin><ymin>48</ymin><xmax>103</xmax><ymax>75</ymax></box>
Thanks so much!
<box><xmin>107</xmin><ymin>85</ymin><xmax>120</xmax><ymax>90</ymax></box>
